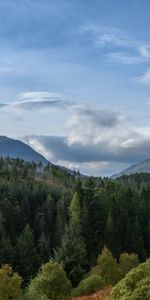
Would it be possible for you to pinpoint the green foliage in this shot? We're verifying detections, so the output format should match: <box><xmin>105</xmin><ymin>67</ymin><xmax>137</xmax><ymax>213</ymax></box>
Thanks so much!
<box><xmin>16</xmin><ymin>225</ymin><xmax>40</xmax><ymax>285</ymax></box>
<box><xmin>69</xmin><ymin>191</ymin><xmax>81</xmax><ymax>225</ymax></box>
<box><xmin>18</xmin><ymin>293</ymin><xmax>48</xmax><ymax>300</ymax></box>
<box><xmin>0</xmin><ymin>264</ymin><xmax>22</xmax><ymax>300</ymax></box>
<box><xmin>119</xmin><ymin>253</ymin><xmax>139</xmax><ymax>278</ymax></box>
<box><xmin>104</xmin><ymin>208</ymin><xmax>121</xmax><ymax>258</ymax></box>
<box><xmin>55</xmin><ymin>188</ymin><xmax>87</xmax><ymax>286</ymax></box>
<box><xmin>55</xmin><ymin>224</ymin><xmax>87</xmax><ymax>286</ymax></box>
<box><xmin>91</xmin><ymin>247</ymin><xmax>120</xmax><ymax>286</ymax></box>
<box><xmin>72</xmin><ymin>274</ymin><xmax>104</xmax><ymax>297</ymax></box>
<box><xmin>111</xmin><ymin>259</ymin><xmax>150</xmax><ymax>300</ymax></box>
<box><xmin>0</xmin><ymin>236</ymin><xmax>14</xmax><ymax>265</ymax></box>
<box><xmin>0</xmin><ymin>157</ymin><xmax>150</xmax><ymax>287</ymax></box>
<box><xmin>28</xmin><ymin>260</ymin><xmax>72</xmax><ymax>300</ymax></box>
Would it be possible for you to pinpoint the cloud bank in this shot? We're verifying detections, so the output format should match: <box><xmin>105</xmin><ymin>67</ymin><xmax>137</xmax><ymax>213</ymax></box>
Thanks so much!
<box><xmin>18</xmin><ymin>95</ymin><xmax>150</xmax><ymax>176</ymax></box>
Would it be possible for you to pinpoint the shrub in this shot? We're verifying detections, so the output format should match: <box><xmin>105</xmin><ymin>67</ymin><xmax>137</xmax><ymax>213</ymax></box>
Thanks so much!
<box><xmin>111</xmin><ymin>259</ymin><xmax>150</xmax><ymax>300</ymax></box>
<box><xmin>72</xmin><ymin>274</ymin><xmax>104</xmax><ymax>297</ymax></box>
<box><xmin>119</xmin><ymin>253</ymin><xmax>139</xmax><ymax>278</ymax></box>
<box><xmin>28</xmin><ymin>260</ymin><xmax>72</xmax><ymax>300</ymax></box>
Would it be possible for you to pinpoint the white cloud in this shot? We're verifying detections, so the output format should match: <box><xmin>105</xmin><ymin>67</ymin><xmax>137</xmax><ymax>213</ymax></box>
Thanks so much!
<box><xmin>23</xmin><ymin>124</ymin><xmax>150</xmax><ymax>176</ymax></box>
<box><xmin>107</xmin><ymin>52</ymin><xmax>145</xmax><ymax>65</ymax></box>
<box><xmin>82</xmin><ymin>24</ymin><xmax>150</xmax><ymax>66</ymax></box>
<box><xmin>66</xmin><ymin>106</ymin><xmax>126</xmax><ymax>146</ymax></box>
<box><xmin>136</xmin><ymin>69</ymin><xmax>150</xmax><ymax>86</ymax></box>
<box><xmin>82</xmin><ymin>25</ymin><xmax>137</xmax><ymax>48</ymax></box>
<box><xmin>0</xmin><ymin>91</ymin><xmax>75</xmax><ymax>112</ymax></box>
<box><xmin>18</xmin><ymin>91</ymin><xmax>62</xmax><ymax>101</ymax></box>
<box><xmin>139</xmin><ymin>45</ymin><xmax>150</xmax><ymax>58</ymax></box>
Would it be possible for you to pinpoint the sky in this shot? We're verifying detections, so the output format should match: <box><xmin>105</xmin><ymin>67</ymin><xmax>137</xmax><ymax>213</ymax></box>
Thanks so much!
<box><xmin>1</xmin><ymin>0</ymin><xmax>150</xmax><ymax>175</ymax></box>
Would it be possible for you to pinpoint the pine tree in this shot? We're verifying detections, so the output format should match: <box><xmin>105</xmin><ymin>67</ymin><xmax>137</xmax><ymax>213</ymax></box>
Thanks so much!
<box><xmin>92</xmin><ymin>246</ymin><xmax>120</xmax><ymax>286</ymax></box>
<box><xmin>0</xmin><ymin>236</ymin><xmax>14</xmax><ymax>265</ymax></box>
<box><xmin>15</xmin><ymin>225</ymin><xmax>40</xmax><ymax>285</ymax></box>
<box><xmin>70</xmin><ymin>191</ymin><xmax>81</xmax><ymax>226</ymax></box>
<box><xmin>55</xmin><ymin>192</ymin><xmax>87</xmax><ymax>286</ymax></box>
<box><xmin>55</xmin><ymin>193</ymin><xmax>69</xmax><ymax>247</ymax></box>
<box><xmin>55</xmin><ymin>224</ymin><xmax>87</xmax><ymax>286</ymax></box>
<box><xmin>104</xmin><ymin>208</ymin><xmax>121</xmax><ymax>258</ymax></box>
<box><xmin>38</xmin><ymin>232</ymin><xmax>50</xmax><ymax>263</ymax></box>
<box><xmin>130</xmin><ymin>216</ymin><xmax>146</xmax><ymax>260</ymax></box>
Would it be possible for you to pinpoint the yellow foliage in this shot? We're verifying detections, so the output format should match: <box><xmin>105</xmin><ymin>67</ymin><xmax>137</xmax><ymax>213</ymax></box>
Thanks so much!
<box><xmin>0</xmin><ymin>264</ymin><xmax>22</xmax><ymax>300</ymax></box>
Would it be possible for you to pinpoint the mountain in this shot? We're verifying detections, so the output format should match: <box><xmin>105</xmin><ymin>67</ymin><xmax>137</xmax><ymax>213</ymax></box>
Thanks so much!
<box><xmin>112</xmin><ymin>159</ymin><xmax>150</xmax><ymax>178</ymax></box>
<box><xmin>0</xmin><ymin>136</ymin><xmax>49</xmax><ymax>165</ymax></box>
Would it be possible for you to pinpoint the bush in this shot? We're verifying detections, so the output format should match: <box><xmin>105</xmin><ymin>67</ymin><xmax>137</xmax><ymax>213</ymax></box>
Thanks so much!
<box><xmin>72</xmin><ymin>274</ymin><xmax>104</xmax><ymax>297</ymax></box>
<box><xmin>18</xmin><ymin>293</ymin><xmax>46</xmax><ymax>300</ymax></box>
<box><xmin>28</xmin><ymin>260</ymin><xmax>72</xmax><ymax>300</ymax></box>
<box><xmin>119</xmin><ymin>253</ymin><xmax>139</xmax><ymax>278</ymax></box>
<box><xmin>111</xmin><ymin>259</ymin><xmax>150</xmax><ymax>300</ymax></box>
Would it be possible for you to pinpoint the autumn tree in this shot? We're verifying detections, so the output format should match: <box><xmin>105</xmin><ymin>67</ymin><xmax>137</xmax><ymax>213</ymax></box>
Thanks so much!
<box><xmin>0</xmin><ymin>265</ymin><xmax>22</xmax><ymax>300</ymax></box>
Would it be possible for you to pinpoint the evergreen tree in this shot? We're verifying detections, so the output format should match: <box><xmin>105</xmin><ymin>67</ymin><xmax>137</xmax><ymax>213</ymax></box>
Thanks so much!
<box><xmin>55</xmin><ymin>224</ymin><xmax>87</xmax><ymax>286</ymax></box>
<box><xmin>130</xmin><ymin>216</ymin><xmax>146</xmax><ymax>260</ymax></box>
<box><xmin>0</xmin><ymin>236</ymin><xmax>14</xmax><ymax>265</ymax></box>
<box><xmin>104</xmin><ymin>208</ymin><xmax>121</xmax><ymax>258</ymax></box>
<box><xmin>55</xmin><ymin>191</ymin><xmax>87</xmax><ymax>286</ymax></box>
<box><xmin>55</xmin><ymin>193</ymin><xmax>69</xmax><ymax>247</ymax></box>
<box><xmin>91</xmin><ymin>246</ymin><xmax>120</xmax><ymax>286</ymax></box>
<box><xmin>82</xmin><ymin>178</ymin><xmax>97</xmax><ymax>264</ymax></box>
<box><xmin>38</xmin><ymin>233</ymin><xmax>50</xmax><ymax>263</ymax></box>
<box><xmin>16</xmin><ymin>225</ymin><xmax>40</xmax><ymax>285</ymax></box>
<box><xmin>70</xmin><ymin>191</ymin><xmax>81</xmax><ymax>226</ymax></box>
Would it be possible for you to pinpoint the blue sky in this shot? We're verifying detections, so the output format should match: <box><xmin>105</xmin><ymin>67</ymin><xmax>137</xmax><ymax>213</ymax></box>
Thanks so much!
<box><xmin>1</xmin><ymin>0</ymin><xmax>150</xmax><ymax>175</ymax></box>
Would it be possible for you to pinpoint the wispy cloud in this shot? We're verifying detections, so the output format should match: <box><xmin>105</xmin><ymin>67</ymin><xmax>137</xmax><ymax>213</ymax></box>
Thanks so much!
<box><xmin>139</xmin><ymin>45</ymin><xmax>150</xmax><ymax>58</ymax></box>
<box><xmin>136</xmin><ymin>69</ymin><xmax>150</xmax><ymax>86</ymax></box>
<box><xmin>0</xmin><ymin>92</ymin><xmax>75</xmax><ymax>111</ymax></box>
<box><xmin>107</xmin><ymin>52</ymin><xmax>146</xmax><ymax>65</ymax></box>
<box><xmin>82</xmin><ymin>25</ymin><xmax>137</xmax><ymax>48</ymax></box>
<box><xmin>82</xmin><ymin>24</ymin><xmax>150</xmax><ymax>65</ymax></box>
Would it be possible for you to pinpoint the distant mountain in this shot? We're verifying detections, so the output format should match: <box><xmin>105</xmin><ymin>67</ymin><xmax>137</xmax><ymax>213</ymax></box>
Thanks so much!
<box><xmin>112</xmin><ymin>159</ymin><xmax>150</xmax><ymax>179</ymax></box>
<box><xmin>0</xmin><ymin>136</ymin><xmax>49</xmax><ymax>165</ymax></box>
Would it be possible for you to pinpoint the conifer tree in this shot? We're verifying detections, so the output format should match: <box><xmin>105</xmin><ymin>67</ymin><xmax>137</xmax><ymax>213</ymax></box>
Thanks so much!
<box><xmin>16</xmin><ymin>225</ymin><xmax>40</xmax><ymax>285</ymax></box>
<box><xmin>104</xmin><ymin>208</ymin><xmax>121</xmax><ymax>258</ymax></box>
<box><xmin>92</xmin><ymin>246</ymin><xmax>120</xmax><ymax>286</ymax></box>
<box><xmin>0</xmin><ymin>236</ymin><xmax>14</xmax><ymax>265</ymax></box>
<box><xmin>55</xmin><ymin>192</ymin><xmax>87</xmax><ymax>286</ymax></box>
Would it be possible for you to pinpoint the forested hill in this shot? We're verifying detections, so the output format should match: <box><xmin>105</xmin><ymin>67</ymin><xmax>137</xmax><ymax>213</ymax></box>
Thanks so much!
<box><xmin>1</xmin><ymin>157</ymin><xmax>150</xmax><ymax>289</ymax></box>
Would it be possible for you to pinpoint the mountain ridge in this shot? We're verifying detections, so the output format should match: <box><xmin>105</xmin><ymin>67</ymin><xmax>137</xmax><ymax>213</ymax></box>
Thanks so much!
<box><xmin>112</xmin><ymin>158</ymin><xmax>150</xmax><ymax>178</ymax></box>
<box><xmin>0</xmin><ymin>135</ymin><xmax>49</xmax><ymax>165</ymax></box>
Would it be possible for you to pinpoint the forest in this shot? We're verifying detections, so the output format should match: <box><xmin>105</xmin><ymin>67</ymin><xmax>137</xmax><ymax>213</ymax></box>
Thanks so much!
<box><xmin>1</xmin><ymin>157</ymin><xmax>150</xmax><ymax>299</ymax></box>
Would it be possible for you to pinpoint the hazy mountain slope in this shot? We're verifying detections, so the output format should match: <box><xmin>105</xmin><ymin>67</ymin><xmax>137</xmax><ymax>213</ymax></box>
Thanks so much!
<box><xmin>0</xmin><ymin>136</ymin><xmax>49</xmax><ymax>164</ymax></box>
<box><xmin>112</xmin><ymin>159</ymin><xmax>150</xmax><ymax>178</ymax></box>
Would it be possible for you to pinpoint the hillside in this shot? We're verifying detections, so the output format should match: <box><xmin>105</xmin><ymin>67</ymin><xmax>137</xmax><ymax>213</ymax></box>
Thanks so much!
<box><xmin>112</xmin><ymin>159</ymin><xmax>150</xmax><ymax>178</ymax></box>
<box><xmin>0</xmin><ymin>135</ymin><xmax>49</xmax><ymax>165</ymax></box>
<box><xmin>1</xmin><ymin>159</ymin><xmax>150</xmax><ymax>298</ymax></box>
